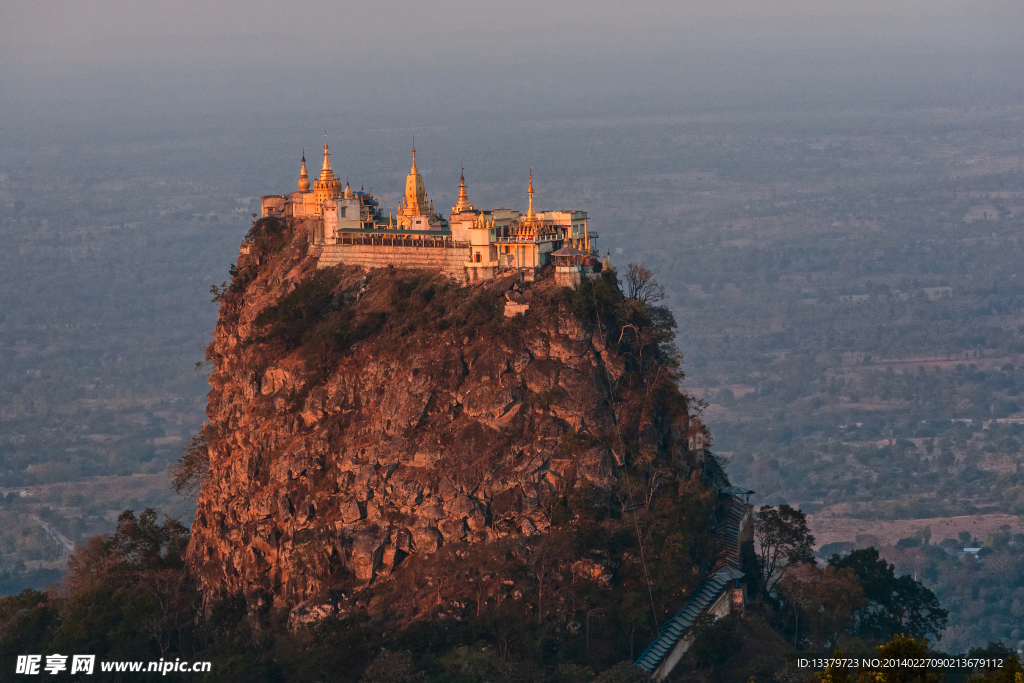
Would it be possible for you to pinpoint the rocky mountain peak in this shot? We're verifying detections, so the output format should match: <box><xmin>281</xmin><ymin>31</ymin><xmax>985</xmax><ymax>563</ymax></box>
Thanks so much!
<box><xmin>185</xmin><ymin>217</ymin><xmax>715</xmax><ymax>625</ymax></box>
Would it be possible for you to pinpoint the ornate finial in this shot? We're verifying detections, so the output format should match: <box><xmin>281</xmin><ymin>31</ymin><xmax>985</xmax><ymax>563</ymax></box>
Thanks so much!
<box><xmin>527</xmin><ymin>167</ymin><xmax>535</xmax><ymax>217</ymax></box>
<box><xmin>298</xmin><ymin>149</ymin><xmax>311</xmax><ymax>192</ymax></box>
<box><xmin>320</xmin><ymin>131</ymin><xmax>334</xmax><ymax>176</ymax></box>
<box><xmin>312</xmin><ymin>131</ymin><xmax>342</xmax><ymax>211</ymax></box>
<box><xmin>454</xmin><ymin>164</ymin><xmax>473</xmax><ymax>213</ymax></box>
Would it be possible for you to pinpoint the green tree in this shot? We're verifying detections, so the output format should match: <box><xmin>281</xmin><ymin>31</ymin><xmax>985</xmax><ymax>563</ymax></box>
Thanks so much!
<box><xmin>171</xmin><ymin>425</ymin><xmax>211</xmax><ymax>497</ymax></box>
<box><xmin>50</xmin><ymin>509</ymin><xmax>198</xmax><ymax>666</ymax></box>
<box><xmin>829</xmin><ymin>548</ymin><xmax>948</xmax><ymax>641</ymax></box>
<box><xmin>856</xmin><ymin>634</ymin><xmax>943</xmax><ymax>683</ymax></box>
<box><xmin>815</xmin><ymin>650</ymin><xmax>853</xmax><ymax>683</ymax></box>
<box><xmin>690</xmin><ymin>612</ymin><xmax>743</xmax><ymax>671</ymax></box>
<box><xmin>755</xmin><ymin>504</ymin><xmax>816</xmax><ymax>598</ymax></box>
<box><xmin>0</xmin><ymin>589</ymin><xmax>59</xmax><ymax>670</ymax></box>
<box><xmin>966</xmin><ymin>643</ymin><xmax>1023</xmax><ymax>683</ymax></box>
<box><xmin>778</xmin><ymin>563</ymin><xmax>866</xmax><ymax>650</ymax></box>
<box><xmin>592</xmin><ymin>661</ymin><xmax>652</xmax><ymax>683</ymax></box>
<box><xmin>360</xmin><ymin>649</ymin><xmax>424</xmax><ymax>683</ymax></box>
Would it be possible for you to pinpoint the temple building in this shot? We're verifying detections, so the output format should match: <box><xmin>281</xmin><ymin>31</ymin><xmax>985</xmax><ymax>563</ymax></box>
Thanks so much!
<box><xmin>259</xmin><ymin>136</ymin><xmax>599</xmax><ymax>284</ymax></box>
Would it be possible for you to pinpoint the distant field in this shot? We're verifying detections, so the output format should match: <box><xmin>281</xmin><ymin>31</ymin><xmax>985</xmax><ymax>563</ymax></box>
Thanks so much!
<box><xmin>808</xmin><ymin>513</ymin><xmax>1024</xmax><ymax>550</ymax></box>
<box><xmin>3</xmin><ymin>91</ymin><xmax>1024</xmax><ymax>647</ymax></box>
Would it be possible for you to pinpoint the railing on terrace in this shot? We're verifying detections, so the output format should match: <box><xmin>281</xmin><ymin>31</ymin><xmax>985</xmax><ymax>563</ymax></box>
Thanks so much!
<box><xmin>492</xmin><ymin>235</ymin><xmax>561</xmax><ymax>244</ymax></box>
<box><xmin>335</xmin><ymin>235</ymin><xmax>464</xmax><ymax>249</ymax></box>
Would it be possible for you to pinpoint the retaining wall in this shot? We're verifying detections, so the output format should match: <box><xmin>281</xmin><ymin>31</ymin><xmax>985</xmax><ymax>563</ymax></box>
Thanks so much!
<box><xmin>317</xmin><ymin>244</ymin><xmax>470</xmax><ymax>279</ymax></box>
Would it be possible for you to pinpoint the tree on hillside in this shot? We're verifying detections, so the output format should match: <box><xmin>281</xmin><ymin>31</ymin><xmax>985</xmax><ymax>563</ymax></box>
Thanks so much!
<box><xmin>689</xmin><ymin>612</ymin><xmax>743</xmax><ymax>672</ymax></box>
<box><xmin>613</xmin><ymin>264</ymin><xmax>679</xmax><ymax>394</ymax></box>
<box><xmin>51</xmin><ymin>509</ymin><xmax>198</xmax><ymax>662</ymax></box>
<box><xmin>360</xmin><ymin>650</ymin><xmax>424</xmax><ymax>683</ymax></box>
<box><xmin>777</xmin><ymin>563</ymin><xmax>865</xmax><ymax>651</ymax></box>
<box><xmin>855</xmin><ymin>634</ymin><xmax>943</xmax><ymax>683</ymax></box>
<box><xmin>0</xmin><ymin>589</ymin><xmax>59</xmax><ymax>668</ymax></box>
<box><xmin>623</xmin><ymin>263</ymin><xmax>665</xmax><ymax>306</ymax></box>
<box><xmin>966</xmin><ymin>643</ymin><xmax>1023</xmax><ymax>683</ymax></box>
<box><xmin>592</xmin><ymin>661</ymin><xmax>651</xmax><ymax>683</ymax></box>
<box><xmin>754</xmin><ymin>504</ymin><xmax>816</xmax><ymax>599</ymax></box>
<box><xmin>172</xmin><ymin>426</ymin><xmax>211</xmax><ymax>497</ymax></box>
<box><xmin>828</xmin><ymin>547</ymin><xmax>948</xmax><ymax>641</ymax></box>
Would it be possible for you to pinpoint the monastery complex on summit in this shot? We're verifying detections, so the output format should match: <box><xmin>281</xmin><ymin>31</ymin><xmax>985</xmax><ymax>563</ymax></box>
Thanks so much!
<box><xmin>260</xmin><ymin>137</ymin><xmax>602</xmax><ymax>285</ymax></box>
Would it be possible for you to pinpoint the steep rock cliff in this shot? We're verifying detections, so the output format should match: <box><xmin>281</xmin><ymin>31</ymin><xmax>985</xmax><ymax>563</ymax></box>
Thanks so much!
<box><xmin>185</xmin><ymin>217</ymin><xmax>714</xmax><ymax>623</ymax></box>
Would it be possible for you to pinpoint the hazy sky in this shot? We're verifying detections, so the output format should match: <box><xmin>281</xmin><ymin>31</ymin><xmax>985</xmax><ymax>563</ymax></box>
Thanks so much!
<box><xmin>4</xmin><ymin>0</ymin><xmax>1022</xmax><ymax>71</ymax></box>
<box><xmin>3</xmin><ymin>1</ymin><xmax>1023</xmax><ymax>123</ymax></box>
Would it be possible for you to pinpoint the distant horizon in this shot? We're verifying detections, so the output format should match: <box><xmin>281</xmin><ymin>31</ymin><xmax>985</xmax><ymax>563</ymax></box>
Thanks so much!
<box><xmin>4</xmin><ymin>1</ymin><xmax>1024</xmax><ymax>126</ymax></box>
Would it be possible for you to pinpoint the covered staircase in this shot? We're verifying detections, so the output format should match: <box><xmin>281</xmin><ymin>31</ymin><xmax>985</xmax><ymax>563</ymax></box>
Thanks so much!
<box><xmin>634</xmin><ymin>478</ymin><xmax>753</xmax><ymax>679</ymax></box>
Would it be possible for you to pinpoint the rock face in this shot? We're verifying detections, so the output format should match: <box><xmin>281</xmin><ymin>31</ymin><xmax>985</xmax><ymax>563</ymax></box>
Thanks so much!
<box><xmin>186</xmin><ymin>218</ymin><xmax>708</xmax><ymax>618</ymax></box>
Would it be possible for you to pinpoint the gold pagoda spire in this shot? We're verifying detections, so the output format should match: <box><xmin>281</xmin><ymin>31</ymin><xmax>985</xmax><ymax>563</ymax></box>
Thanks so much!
<box><xmin>452</xmin><ymin>166</ymin><xmax>474</xmax><ymax>213</ymax></box>
<box><xmin>399</xmin><ymin>145</ymin><xmax>429</xmax><ymax>218</ymax></box>
<box><xmin>319</xmin><ymin>131</ymin><xmax>336</xmax><ymax>181</ymax></box>
<box><xmin>344</xmin><ymin>179</ymin><xmax>353</xmax><ymax>199</ymax></box>
<box><xmin>527</xmin><ymin>167</ymin><xmax>535</xmax><ymax>217</ymax></box>
<box><xmin>313</xmin><ymin>130</ymin><xmax>342</xmax><ymax>211</ymax></box>
<box><xmin>297</xmin><ymin>149</ymin><xmax>310</xmax><ymax>192</ymax></box>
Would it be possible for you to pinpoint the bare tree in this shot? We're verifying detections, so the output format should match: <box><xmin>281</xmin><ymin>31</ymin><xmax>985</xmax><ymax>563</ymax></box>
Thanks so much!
<box><xmin>172</xmin><ymin>427</ymin><xmax>211</xmax><ymax>497</ymax></box>
<box><xmin>135</xmin><ymin>568</ymin><xmax>195</xmax><ymax>659</ymax></box>
<box><xmin>532</xmin><ymin>541</ymin><xmax>554</xmax><ymax>623</ymax></box>
<box><xmin>624</xmin><ymin>263</ymin><xmax>665</xmax><ymax>305</ymax></box>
